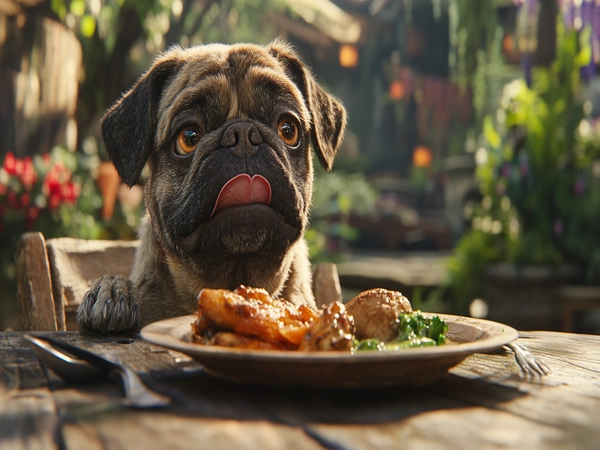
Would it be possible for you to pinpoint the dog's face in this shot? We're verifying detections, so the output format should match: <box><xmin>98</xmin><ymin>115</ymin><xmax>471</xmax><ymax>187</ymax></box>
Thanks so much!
<box><xmin>101</xmin><ymin>42</ymin><xmax>346</xmax><ymax>292</ymax></box>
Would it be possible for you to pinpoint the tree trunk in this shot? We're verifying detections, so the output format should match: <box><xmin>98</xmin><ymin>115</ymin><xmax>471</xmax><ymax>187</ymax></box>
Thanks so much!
<box><xmin>0</xmin><ymin>4</ymin><xmax>81</xmax><ymax>157</ymax></box>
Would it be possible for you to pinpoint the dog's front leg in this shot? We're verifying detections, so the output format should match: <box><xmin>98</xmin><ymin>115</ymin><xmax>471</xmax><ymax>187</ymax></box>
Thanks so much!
<box><xmin>76</xmin><ymin>274</ymin><xmax>141</xmax><ymax>333</ymax></box>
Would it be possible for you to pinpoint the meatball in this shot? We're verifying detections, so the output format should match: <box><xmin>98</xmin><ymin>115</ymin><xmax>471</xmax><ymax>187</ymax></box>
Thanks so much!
<box><xmin>345</xmin><ymin>288</ymin><xmax>412</xmax><ymax>342</ymax></box>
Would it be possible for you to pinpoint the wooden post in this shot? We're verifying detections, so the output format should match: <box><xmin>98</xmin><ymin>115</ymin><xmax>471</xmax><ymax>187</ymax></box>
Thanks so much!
<box><xmin>16</xmin><ymin>232</ymin><xmax>58</xmax><ymax>331</ymax></box>
<box><xmin>313</xmin><ymin>262</ymin><xmax>343</xmax><ymax>307</ymax></box>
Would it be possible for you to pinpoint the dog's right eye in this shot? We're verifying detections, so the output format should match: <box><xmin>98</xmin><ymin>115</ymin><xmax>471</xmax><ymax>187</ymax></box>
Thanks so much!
<box><xmin>277</xmin><ymin>119</ymin><xmax>299</xmax><ymax>147</ymax></box>
<box><xmin>175</xmin><ymin>127</ymin><xmax>201</xmax><ymax>154</ymax></box>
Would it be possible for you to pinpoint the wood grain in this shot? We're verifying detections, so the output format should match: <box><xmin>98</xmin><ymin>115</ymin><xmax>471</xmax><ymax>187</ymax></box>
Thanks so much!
<box><xmin>312</xmin><ymin>262</ymin><xmax>342</xmax><ymax>307</ymax></box>
<box><xmin>0</xmin><ymin>333</ymin><xmax>61</xmax><ymax>450</ymax></box>
<box><xmin>16</xmin><ymin>232</ymin><xmax>58</xmax><ymax>331</ymax></box>
<box><xmin>2</xmin><ymin>330</ymin><xmax>600</xmax><ymax>449</ymax></box>
<box><xmin>46</xmin><ymin>237</ymin><xmax>138</xmax><ymax>309</ymax></box>
<box><xmin>16</xmin><ymin>234</ymin><xmax>138</xmax><ymax>331</ymax></box>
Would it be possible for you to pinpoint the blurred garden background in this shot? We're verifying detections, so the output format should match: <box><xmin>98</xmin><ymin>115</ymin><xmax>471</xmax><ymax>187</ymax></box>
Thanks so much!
<box><xmin>1</xmin><ymin>0</ymin><xmax>600</xmax><ymax>332</ymax></box>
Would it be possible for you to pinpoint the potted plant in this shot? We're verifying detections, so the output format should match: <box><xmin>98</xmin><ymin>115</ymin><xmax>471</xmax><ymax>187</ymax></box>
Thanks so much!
<box><xmin>446</xmin><ymin>25</ymin><xmax>600</xmax><ymax>330</ymax></box>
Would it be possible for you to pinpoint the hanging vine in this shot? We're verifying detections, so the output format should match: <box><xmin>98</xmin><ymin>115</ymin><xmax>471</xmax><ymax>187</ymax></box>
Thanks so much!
<box><xmin>449</xmin><ymin>0</ymin><xmax>502</xmax><ymax>126</ymax></box>
<box><xmin>449</xmin><ymin>0</ymin><xmax>499</xmax><ymax>87</ymax></box>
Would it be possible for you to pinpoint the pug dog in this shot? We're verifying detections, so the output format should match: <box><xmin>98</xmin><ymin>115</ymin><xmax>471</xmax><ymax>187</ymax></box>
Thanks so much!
<box><xmin>76</xmin><ymin>40</ymin><xmax>346</xmax><ymax>333</ymax></box>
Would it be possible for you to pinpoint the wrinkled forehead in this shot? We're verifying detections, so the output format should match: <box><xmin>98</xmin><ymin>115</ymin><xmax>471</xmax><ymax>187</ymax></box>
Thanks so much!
<box><xmin>155</xmin><ymin>44</ymin><xmax>310</xmax><ymax>144</ymax></box>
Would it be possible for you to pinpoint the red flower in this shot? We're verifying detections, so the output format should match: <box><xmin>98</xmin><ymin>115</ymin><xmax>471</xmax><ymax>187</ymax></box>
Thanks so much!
<box><xmin>20</xmin><ymin>156</ymin><xmax>37</xmax><ymax>189</ymax></box>
<box><xmin>48</xmin><ymin>192</ymin><xmax>62</xmax><ymax>210</ymax></box>
<box><xmin>3</xmin><ymin>152</ymin><xmax>16</xmax><ymax>175</ymax></box>
<box><xmin>7</xmin><ymin>190</ymin><xmax>18</xmax><ymax>208</ymax></box>
<box><xmin>25</xmin><ymin>205</ymin><xmax>39</xmax><ymax>219</ymax></box>
<box><xmin>14</xmin><ymin>159</ymin><xmax>23</xmax><ymax>177</ymax></box>
<box><xmin>61</xmin><ymin>182</ymin><xmax>79</xmax><ymax>203</ymax></box>
<box><xmin>21</xmin><ymin>192</ymin><xmax>30</xmax><ymax>207</ymax></box>
<box><xmin>43</xmin><ymin>172</ymin><xmax>62</xmax><ymax>198</ymax></box>
<box><xmin>25</xmin><ymin>206</ymin><xmax>40</xmax><ymax>228</ymax></box>
<box><xmin>1</xmin><ymin>151</ymin><xmax>82</xmax><ymax>228</ymax></box>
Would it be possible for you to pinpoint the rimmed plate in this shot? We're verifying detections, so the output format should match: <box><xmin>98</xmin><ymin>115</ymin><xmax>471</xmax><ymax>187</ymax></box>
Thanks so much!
<box><xmin>141</xmin><ymin>314</ymin><xmax>518</xmax><ymax>388</ymax></box>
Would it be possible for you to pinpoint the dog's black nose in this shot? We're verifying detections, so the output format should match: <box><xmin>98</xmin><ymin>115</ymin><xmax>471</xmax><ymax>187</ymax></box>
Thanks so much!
<box><xmin>221</xmin><ymin>122</ymin><xmax>263</xmax><ymax>158</ymax></box>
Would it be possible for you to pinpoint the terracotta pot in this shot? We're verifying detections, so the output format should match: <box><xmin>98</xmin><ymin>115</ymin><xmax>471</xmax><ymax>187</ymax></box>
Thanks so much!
<box><xmin>97</xmin><ymin>162</ymin><xmax>121</xmax><ymax>219</ymax></box>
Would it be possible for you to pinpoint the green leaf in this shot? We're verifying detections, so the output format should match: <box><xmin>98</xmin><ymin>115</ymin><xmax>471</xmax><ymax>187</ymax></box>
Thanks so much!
<box><xmin>484</xmin><ymin>116</ymin><xmax>501</xmax><ymax>148</ymax></box>
<box><xmin>80</xmin><ymin>15</ymin><xmax>96</xmax><ymax>38</ymax></box>
<box><xmin>50</xmin><ymin>0</ymin><xmax>67</xmax><ymax>20</ymax></box>
<box><xmin>337</xmin><ymin>194</ymin><xmax>352</xmax><ymax>214</ymax></box>
<box><xmin>575</xmin><ymin>45</ymin><xmax>592</xmax><ymax>68</ymax></box>
<box><xmin>70</xmin><ymin>0</ymin><xmax>86</xmax><ymax>17</ymax></box>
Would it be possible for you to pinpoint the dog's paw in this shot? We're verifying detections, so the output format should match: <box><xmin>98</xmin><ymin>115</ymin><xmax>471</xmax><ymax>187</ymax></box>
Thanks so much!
<box><xmin>77</xmin><ymin>275</ymin><xmax>140</xmax><ymax>333</ymax></box>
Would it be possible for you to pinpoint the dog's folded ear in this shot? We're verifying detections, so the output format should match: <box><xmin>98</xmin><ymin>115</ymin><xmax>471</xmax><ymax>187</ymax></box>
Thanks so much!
<box><xmin>269</xmin><ymin>42</ymin><xmax>347</xmax><ymax>171</ymax></box>
<box><xmin>101</xmin><ymin>54</ymin><xmax>184</xmax><ymax>186</ymax></box>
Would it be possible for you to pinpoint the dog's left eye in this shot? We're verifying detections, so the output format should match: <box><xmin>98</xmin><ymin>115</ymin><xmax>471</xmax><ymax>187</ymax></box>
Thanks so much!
<box><xmin>176</xmin><ymin>127</ymin><xmax>201</xmax><ymax>154</ymax></box>
<box><xmin>277</xmin><ymin>119</ymin><xmax>299</xmax><ymax>147</ymax></box>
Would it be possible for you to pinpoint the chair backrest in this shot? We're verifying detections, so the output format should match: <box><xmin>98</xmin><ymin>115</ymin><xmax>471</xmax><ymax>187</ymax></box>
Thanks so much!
<box><xmin>16</xmin><ymin>232</ymin><xmax>138</xmax><ymax>331</ymax></box>
<box><xmin>16</xmin><ymin>232</ymin><xmax>341</xmax><ymax>331</ymax></box>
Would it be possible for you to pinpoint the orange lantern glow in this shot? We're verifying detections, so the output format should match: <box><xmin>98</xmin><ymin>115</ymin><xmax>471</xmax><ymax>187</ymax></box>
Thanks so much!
<box><xmin>412</xmin><ymin>145</ymin><xmax>433</xmax><ymax>168</ymax></box>
<box><xmin>502</xmin><ymin>34</ymin><xmax>514</xmax><ymax>54</ymax></box>
<box><xmin>389</xmin><ymin>80</ymin><xmax>405</xmax><ymax>100</ymax></box>
<box><xmin>339</xmin><ymin>44</ymin><xmax>359</xmax><ymax>68</ymax></box>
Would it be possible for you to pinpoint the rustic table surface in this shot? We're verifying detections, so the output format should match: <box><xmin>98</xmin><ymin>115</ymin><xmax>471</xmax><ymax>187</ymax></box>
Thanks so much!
<box><xmin>2</xmin><ymin>329</ymin><xmax>599</xmax><ymax>449</ymax></box>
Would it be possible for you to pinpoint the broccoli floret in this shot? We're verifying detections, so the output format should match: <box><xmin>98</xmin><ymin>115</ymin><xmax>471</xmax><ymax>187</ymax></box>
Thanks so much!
<box><xmin>352</xmin><ymin>312</ymin><xmax>448</xmax><ymax>351</ymax></box>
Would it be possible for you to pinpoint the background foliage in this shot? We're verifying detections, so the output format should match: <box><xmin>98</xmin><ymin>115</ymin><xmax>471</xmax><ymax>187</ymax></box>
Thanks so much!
<box><xmin>447</xmin><ymin>24</ymin><xmax>600</xmax><ymax>311</ymax></box>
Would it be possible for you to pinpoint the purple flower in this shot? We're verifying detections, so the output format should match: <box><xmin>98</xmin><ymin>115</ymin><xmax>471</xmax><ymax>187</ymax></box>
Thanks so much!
<box><xmin>560</xmin><ymin>0</ymin><xmax>600</xmax><ymax>79</ymax></box>
<box><xmin>561</xmin><ymin>1</ymin><xmax>574</xmax><ymax>28</ymax></box>
<box><xmin>581</xmin><ymin>0</ymin><xmax>593</xmax><ymax>28</ymax></box>
<box><xmin>574</xmin><ymin>178</ymin><xmax>585</xmax><ymax>196</ymax></box>
<box><xmin>523</xmin><ymin>54</ymin><xmax>532</xmax><ymax>88</ymax></box>
<box><xmin>496</xmin><ymin>182</ymin><xmax>506</xmax><ymax>196</ymax></box>
<box><xmin>581</xmin><ymin>63</ymin><xmax>596</xmax><ymax>81</ymax></box>
<box><xmin>594</xmin><ymin>4</ymin><xmax>600</xmax><ymax>62</ymax></box>
<box><xmin>553</xmin><ymin>219</ymin><xmax>564</xmax><ymax>236</ymax></box>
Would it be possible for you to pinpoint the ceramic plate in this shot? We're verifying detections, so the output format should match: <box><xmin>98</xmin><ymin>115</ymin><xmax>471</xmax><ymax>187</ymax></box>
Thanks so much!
<box><xmin>141</xmin><ymin>314</ymin><xmax>518</xmax><ymax>388</ymax></box>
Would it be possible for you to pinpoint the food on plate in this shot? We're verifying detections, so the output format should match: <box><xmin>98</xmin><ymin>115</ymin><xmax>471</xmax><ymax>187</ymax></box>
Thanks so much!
<box><xmin>353</xmin><ymin>312</ymin><xmax>449</xmax><ymax>352</ymax></box>
<box><xmin>298</xmin><ymin>301</ymin><xmax>354</xmax><ymax>351</ymax></box>
<box><xmin>209</xmin><ymin>331</ymin><xmax>287</xmax><ymax>350</ymax></box>
<box><xmin>193</xmin><ymin>285</ymin><xmax>353</xmax><ymax>351</ymax></box>
<box><xmin>345</xmin><ymin>289</ymin><xmax>448</xmax><ymax>351</ymax></box>
<box><xmin>193</xmin><ymin>285</ymin><xmax>318</xmax><ymax>349</ymax></box>
<box><xmin>345</xmin><ymin>288</ymin><xmax>412</xmax><ymax>342</ymax></box>
<box><xmin>192</xmin><ymin>285</ymin><xmax>447</xmax><ymax>352</ymax></box>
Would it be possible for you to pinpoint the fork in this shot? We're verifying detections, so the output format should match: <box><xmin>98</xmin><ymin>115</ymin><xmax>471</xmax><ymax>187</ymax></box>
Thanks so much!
<box><xmin>504</xmin><ymin>341</ymin><xmax>550</xmax><ymax>378</ymax></box>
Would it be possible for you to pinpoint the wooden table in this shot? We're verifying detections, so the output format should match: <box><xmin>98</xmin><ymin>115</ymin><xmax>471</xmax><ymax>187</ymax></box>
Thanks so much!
<box><xmin>2</xmin><ymin>330</ymin><xmax>600</xmax><ymax>449</ymax></box>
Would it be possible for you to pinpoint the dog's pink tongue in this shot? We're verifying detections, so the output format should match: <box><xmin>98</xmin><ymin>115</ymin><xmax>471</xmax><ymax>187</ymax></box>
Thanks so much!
<box><xmin>211</xmin><ymin>174</ymin><xmax>272</xmax><ymax>217</ymax></box>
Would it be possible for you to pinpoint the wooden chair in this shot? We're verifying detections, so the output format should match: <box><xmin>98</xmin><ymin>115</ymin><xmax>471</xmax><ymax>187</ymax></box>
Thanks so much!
<box><xmin>16</xmin><ymin>232</ymin><xmax>138</xmax><ymax>331</ymax></box>
<box><xmin>560</xmin><ymin>285</ymin><xmax>600</xmax><ymax>332</ymax></box>
<box><xmin>16</xmin><ymin>232</ymin><xmax>341</xmax><ymax>331</ymax></box>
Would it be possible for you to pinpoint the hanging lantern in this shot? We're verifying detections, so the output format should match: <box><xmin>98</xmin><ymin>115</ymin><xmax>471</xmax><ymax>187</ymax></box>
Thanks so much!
<box><xmin>389</xmin><ymin>80</ymin><xmax>405</xmax><ymax>100</ymax></box>
<box><xmin>412</xmin><ymin>145</ymin><xmax>433</xmax><ymax>168</ymax></box>
<box><xmin>339</xmin><ymin>44</ymin><xmax>359</xmax><ymax>68</ymax></box>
